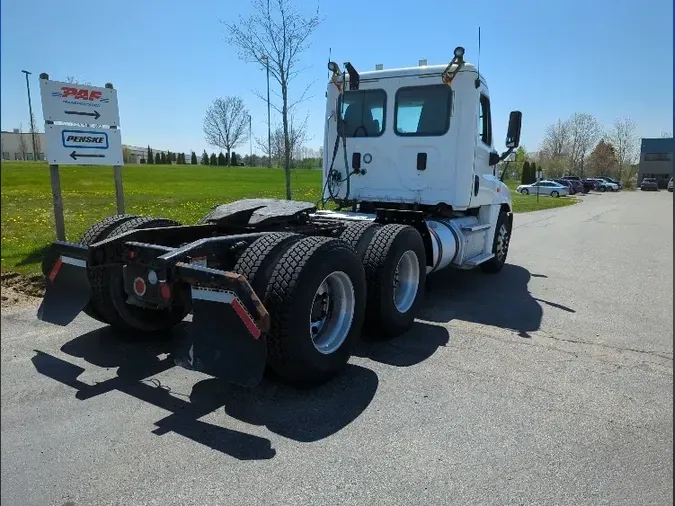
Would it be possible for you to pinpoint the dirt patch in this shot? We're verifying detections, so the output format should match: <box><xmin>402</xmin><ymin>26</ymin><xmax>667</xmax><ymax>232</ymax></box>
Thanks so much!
<box><xmin>1</xmin><ymin>272</ymin><xmax>45</xmax><ymax>308</ymax></box>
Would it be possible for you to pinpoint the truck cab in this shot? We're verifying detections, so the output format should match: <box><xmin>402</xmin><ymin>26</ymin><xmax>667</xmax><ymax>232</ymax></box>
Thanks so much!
<box><xmin>322</xmin><ymin>49</ymin><xmax>520</xmax><ymax>213</ymax></box>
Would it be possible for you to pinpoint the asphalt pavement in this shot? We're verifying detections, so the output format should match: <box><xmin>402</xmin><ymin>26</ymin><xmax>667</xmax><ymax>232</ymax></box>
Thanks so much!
<box><xmin>2</xmin><ymin>190</ymin><xmax>672</xmax><ymax>506</ymax></box>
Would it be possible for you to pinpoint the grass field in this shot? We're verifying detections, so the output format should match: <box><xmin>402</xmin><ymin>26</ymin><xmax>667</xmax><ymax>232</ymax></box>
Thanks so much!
<box><xmin>1</xmin><ymin>162</ymin><xmax>576</xmax><ymax>274</ymax></box>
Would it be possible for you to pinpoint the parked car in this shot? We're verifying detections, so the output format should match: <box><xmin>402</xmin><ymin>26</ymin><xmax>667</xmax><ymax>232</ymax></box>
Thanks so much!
<box><xmin>640</xmin><ymin>177</ymin><xmax>659</xmax><ymax>191</ymax></box>
<box><xmin>594</xmin><ymin>178</ymin><xmax>619</xmax><ymax>192</ymax></box>
<box><xmin>516</xmin><ymin>180</ymin><xmax>569</xmax><ymax>197</ymax></box>
<box><xmin>553</xmin><ymin>179</ymin><xmax>576</xmax><ymax>194</ymax></box>
<box><xmin>598</xmin><ymin>176</ymin><xmax>623</xmax><ymax>190</ymax></box>
<box><xmin>668</xmin><ymin>178</ymin><xmax>673</xmax><ymax>192</ymax></box>
<box><xmin>582</xmin><ymin>178</ymin><xmax>601</xmax><ymax>191</ymax></box>
<box><xmin>563</xmin><ymin>175</ymin><xmax>592</xmax><ymax>193</ymax></box>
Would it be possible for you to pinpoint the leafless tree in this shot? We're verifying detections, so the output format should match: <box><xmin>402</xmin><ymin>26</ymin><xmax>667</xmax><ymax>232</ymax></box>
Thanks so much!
<box><xmin>255</xmin><ymin>114</ymin><xmax>309</xmax><ymax>167</ymax></box>
<box><xmin>661</xmin><ymin>131</ymin><xmax>672</xmax><ymax>138</ymax></box>
<box><xmin>17</xmin><ymin>124</ymin><xmax>28</xmax><ymax>160</ymax></box>
<box><xmin>225</xmin><ymin>0</ymin><xmax>321</xmax><ymax>199</ymax></box>
<box><xmin>540</xmin><ymin>119</ymin><xmax>571</xmax><ymax>159</ymax></box>
<box><xmin>203</xmin><ymin>97</ymin><xmax>250</xmax><ymax>159</ymax></box>
<box><xmin>567</xmin><ymin>113</ymin><xmax>602</xmax><ymax>176</ymax></box>
<box><xmin>610</xmin><ymin>117</ymin><xmax>639</xmax><ymax>181</ymax></box>
<box><xmin>30</xmin><ymin>113</ymin><xmax>41</xmax><ymax>159</ymax></box>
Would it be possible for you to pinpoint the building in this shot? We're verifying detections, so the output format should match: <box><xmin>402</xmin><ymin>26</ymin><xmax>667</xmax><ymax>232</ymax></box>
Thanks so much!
<box><xmin>1</xmin><ymin>130</ymin><xmax>46</xmax><ymax>161</ymax></box>
<box><xmin>1</xmin><ymin>129</ymin><xmax>176</xmax><ymax>164</ymax></box>
<box><xmin>638</xmin><ymin>137</ymin><xmax>673</xmax><ymax>188</ymax></box>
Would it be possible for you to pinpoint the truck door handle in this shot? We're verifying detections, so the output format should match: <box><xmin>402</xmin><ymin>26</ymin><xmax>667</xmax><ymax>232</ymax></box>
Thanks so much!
<box><xmin>474</xmin><ymin>175</ymin><xmax>480</xmax><ymax>196</ymax></box>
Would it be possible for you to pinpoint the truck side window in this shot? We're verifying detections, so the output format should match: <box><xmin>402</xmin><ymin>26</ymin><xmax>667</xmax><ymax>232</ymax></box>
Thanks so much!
<box><xmin>479</xmin><ymin>94</ymin><xmax>492</xmax><ymax>146</ymax></box>
<box><xmin>340</xmin><ymin>90</ymin><xmax>386</xmax><ymax>137</ymax></box>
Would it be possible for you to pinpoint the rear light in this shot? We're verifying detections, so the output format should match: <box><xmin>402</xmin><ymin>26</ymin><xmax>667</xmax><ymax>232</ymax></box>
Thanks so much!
<box><xmin>133</xmin><ymin>277</ymin><xmax>147</xmax><ymax>296</ymax></box>
<box><xmin>159</xmin><ymin>282</ymin><xmax>172</xmax><ymax>300</ymax></box>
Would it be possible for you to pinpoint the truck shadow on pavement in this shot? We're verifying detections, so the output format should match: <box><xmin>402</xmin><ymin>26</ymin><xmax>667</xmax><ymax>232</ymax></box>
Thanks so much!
<box><xmin>31</xmin><ymin>324</ymin><xmax>379</xmax><ymax>460</ymax></box>
<box><xmin>418</xmin><ymin>264</ymin><xmax>573</xmax><ymax>338</ymax></box>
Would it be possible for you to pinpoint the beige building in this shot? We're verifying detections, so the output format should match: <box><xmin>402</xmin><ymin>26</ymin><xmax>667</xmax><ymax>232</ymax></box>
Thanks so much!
<box><xmin>1</xmin><ymin>130</ymin><xmax>175</xmax><ymax>164</ymax></box>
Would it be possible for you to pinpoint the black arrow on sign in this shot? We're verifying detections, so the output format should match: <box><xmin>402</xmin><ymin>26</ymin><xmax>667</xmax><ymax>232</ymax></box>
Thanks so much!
<box><xmin>64</xmin><ymin>110</ymin><xmax>101</xmax><ymax>120</ymax></box>
<box><xmin>70</xmin><ymin>151</ymin><xmax>106</xmax><ymax>160</ymax></box>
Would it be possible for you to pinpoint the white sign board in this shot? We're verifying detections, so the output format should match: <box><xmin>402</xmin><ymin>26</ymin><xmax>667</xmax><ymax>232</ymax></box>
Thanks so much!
<box><xmin>45</xmin><ymin>124</ymin><xmax>123</xmax><ymax>165</ymax></box>
<box><xmin>39</xmin><ymin>79</ymin><xmax>120</xmax><ymax>127</ymax></box>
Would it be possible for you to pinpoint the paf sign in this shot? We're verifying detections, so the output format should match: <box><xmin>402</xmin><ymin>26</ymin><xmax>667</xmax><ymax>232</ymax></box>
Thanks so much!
<box><xmin>40</xmin><ymin>79</ymin><xmax>119</xmax><ymax>126</ymax></box>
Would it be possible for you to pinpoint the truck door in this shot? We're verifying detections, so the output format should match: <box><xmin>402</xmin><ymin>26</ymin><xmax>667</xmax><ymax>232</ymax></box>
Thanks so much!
<box><xmin>471</xmin><ymin>91</ymin><xmax>494</xmax><ymax>204</ymax></box>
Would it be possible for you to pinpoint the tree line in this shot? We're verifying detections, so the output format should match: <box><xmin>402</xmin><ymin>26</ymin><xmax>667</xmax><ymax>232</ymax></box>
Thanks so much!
<box><xmin>532</xmin><ymin>114</ymin><xmax>670</xmax><ymax>183</ymax></box>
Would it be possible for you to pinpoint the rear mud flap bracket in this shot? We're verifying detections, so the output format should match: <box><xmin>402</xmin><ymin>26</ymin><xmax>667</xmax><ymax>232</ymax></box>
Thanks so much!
<box><xmin>37</xmin><ymin>255</ymin><xmax>90</xmax><ymax>326</ymax></box>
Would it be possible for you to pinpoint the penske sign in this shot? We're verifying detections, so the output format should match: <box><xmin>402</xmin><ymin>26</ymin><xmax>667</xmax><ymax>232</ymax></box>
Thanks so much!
<box><xmin>45</xmin><ymin>125</ymin><xmax>122</xmax><ymax>165</ymax></box>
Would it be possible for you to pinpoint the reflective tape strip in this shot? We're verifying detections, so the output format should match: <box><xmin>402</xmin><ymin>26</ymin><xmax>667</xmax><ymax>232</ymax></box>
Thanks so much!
<box><xmin>61</xmin><ymin>256</ymin><xmax>87</xmax><ymax>268</ymax></box>
<box><xmin>190</xmin><ymin>287</ymin><xmax>261</xmax><ymax>339</ymax></box>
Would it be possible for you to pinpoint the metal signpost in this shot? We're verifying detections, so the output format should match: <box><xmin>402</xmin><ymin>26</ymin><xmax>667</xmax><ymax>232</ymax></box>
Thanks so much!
<box><xmin>39</xmin><ymin>74</ymin><xmax>124</xmax><ymax>240</ymax></box>
<box><xmin>536</xmin><ymin>168</ymin><xmax>543</xmax><ymax>203</ymax></box>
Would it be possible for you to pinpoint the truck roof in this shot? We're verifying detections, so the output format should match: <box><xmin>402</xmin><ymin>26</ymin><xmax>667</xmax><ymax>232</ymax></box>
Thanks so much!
<box><xmin>354</xmin><ymin>62</ymin><xmax>479</xmax><ymax>80</ymax></box>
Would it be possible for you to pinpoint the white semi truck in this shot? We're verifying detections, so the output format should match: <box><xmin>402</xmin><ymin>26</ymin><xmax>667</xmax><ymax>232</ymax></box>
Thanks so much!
<box><xmin>37</xmin><ymin>46</ymin><xmax>522</xmax><ymax>388</ymax></box>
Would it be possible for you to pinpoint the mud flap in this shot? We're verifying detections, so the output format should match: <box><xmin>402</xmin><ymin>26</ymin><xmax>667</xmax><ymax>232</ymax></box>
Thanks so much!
<box><xmin>173</xmin><ymin>287</ymin><xmax>267</xmax><ymax>388</ymax></box>
<box><xmin>37</xmin><ymin>255</ymin><xmax>91</xmax><ymax>326</ymax></box>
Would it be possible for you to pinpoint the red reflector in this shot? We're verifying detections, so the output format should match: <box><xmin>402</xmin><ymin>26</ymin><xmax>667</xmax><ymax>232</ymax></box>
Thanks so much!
<box><xmin>159</xmin><ymin>283</ymin><xmax>172</xmax><ymax>300</ymax></box>
<box><xmin>128</xmin><ymin>250</ymin><xmax>136</xmax><ymax>259</ymax></box>
<box><xmin>48</xmin><ymin>257</ymin><xmax>63</xmax><ymax>283</ymax></box>
<box><xmin>133</xmin><ymin>277</ymin><xmax>146</xmax><ymax>296</ymax></box>
<box><xmin>231</xmin><ymin>298</ymin><xmax>261</xmax><ymax>339</ymax></box>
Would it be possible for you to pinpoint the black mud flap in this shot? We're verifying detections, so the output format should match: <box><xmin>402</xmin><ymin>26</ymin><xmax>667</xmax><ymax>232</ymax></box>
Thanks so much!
<box><xmin>173</xmin><ymin>287</ymin><xmax>267</xmax><ymax>388</ymax></box>
<box><xmin>37</xmin><ymin>255</ymin><xmax>91</xmax><ymax>326</ymax></box>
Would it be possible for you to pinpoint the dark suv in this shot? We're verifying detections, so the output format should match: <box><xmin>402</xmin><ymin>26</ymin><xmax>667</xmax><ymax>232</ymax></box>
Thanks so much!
<box><xmin>562</xmin><ymin>175</ymin><xmax>592</xmax><ymax>193</ymax></box>
<box><xmin>553</xmin><ymin>179</ymin><xmax>577</xmax><ymax>195</ymax></box>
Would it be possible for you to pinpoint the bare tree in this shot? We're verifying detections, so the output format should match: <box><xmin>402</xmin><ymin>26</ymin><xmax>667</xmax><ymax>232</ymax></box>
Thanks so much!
<box><xmin>17</xmin><ymin>124</ymin><xmax>28</xmax><ymax>160</ymax></box>
<box><xmin>540</xmin><ymin>119</ymin><xmax>571</xmax><ymax>159</ymax></box>
<box><xmin>30</xmin><ymin>113</ymin><xmax>42</xmax><ymax>159</ymax></box>
<box><xmin>225</xmin><ymin>0</ymin><xmax>321</xmax><ymax>199</ymax></box>
<box><xmin>661</xmin><ymin>131</ymin><xmax>672</xmax><ymax>138</ymax></box>
<box><xmin>567</xmin><ymin>113</ymin><xmax>602</xmax><ymax>176</ymax></box>
<box><xmin>610</xmin><ymin>117</ymin><xmax>639</xmax><ymax>181</ymax></box>
<box><xmin>203</xmin><ymin>97</ymin><xmax>250</xmax><ymax>159</ymax></box>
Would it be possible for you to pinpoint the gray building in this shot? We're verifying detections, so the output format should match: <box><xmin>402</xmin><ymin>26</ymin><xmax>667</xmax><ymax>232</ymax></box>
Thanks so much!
<box><xmin>638</xmin><ymin>137</ymin><xmax>673</xmax><ymax>188</ymax></box>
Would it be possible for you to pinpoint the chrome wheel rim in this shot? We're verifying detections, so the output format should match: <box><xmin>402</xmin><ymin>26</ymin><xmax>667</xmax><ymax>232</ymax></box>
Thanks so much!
<box><xmin>309</xmin><ymin>271</ymin><xmax>355</xmax><ymax>354</ymax></box>
<box><xmin>393</xmin><ymin>250</ymin><xmax>420</xmax><ymax>313</ymax></box>
<box><xmin>496</xmin><ymin>224</ymin><xmax>510</xmax><ymax>261</ymax></box>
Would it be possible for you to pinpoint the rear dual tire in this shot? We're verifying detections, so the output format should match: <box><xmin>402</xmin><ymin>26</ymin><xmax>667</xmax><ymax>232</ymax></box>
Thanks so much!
<box><xmin>235</xmin><ymin>235</ymin><xmax>367</xmax><ymax>386</ymax></box>
<box><xmin>81</xmin><ymin>215</ymin><xmax>191</xmax><ymax>333</ymax></box>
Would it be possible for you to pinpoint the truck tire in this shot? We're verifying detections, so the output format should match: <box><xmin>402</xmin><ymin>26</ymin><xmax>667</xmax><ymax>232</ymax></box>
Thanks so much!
<box><xmin>263</xmin><ymin>236</ymin><xmax>366</xmax><ymax>385</ymax></box>
<box><xmin>89</xmin><ymin>216</ymin><xmax>191</xmax><ymax>333</ymax></box>
<box><xmin>362</xmin><ymin>224</ymin><xmax>426</xmax><ymax>338</ymax></box>
<box><xmin>232</xmin><ymin>232</ymin><xmax>302</xmax><ymax>298</ymax></box>
<box><xmin>339</xmin><ymin>221</ymin><xmax>382</xmax><ymax>258</ymax></box>
<box><xmin>78</xmin><ymin>214</ymin><xmax>140</xmax><ymax>323</ymax></box>
<box><xmin>480</xmin><ymin>211</ymin><xmax>512</xmax><ymax>274</ymax></box>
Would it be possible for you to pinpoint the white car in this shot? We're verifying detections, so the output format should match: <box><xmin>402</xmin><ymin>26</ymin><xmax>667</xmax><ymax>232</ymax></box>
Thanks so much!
<box><xmin>516</xmin><ymin>180</ymin><xmax>569</xmax><ymax>197</ymax></box>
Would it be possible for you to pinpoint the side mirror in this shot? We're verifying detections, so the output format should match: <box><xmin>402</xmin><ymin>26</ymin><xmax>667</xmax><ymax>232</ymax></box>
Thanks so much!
<box><xmin>489</xmin><ymin>152</ymin><xmax>501</xmax><ymax>166</ymax></box>
<box><xmin>505</xmin><ymin>111</ymin><xmax>522</xmax><ymax>149</ymax></box>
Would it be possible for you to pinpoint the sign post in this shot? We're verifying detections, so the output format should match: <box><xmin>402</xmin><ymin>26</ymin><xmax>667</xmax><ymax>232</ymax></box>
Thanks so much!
<box><xmin>536</xmin><ymin>169</ymin><xmax>543</xmax><ymax>203</ymax></box>
<box><xmin>39</xmin><ymin>73</ymin><xmax>124</xmax><ymax>240</ymax></box>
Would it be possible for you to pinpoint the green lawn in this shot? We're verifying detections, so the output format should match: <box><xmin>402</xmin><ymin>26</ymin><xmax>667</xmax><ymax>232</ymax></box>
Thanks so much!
<box><xmin>1</xmin><ymin>162</ymin><xmax>576</xmax><ymax>274</ymax></box>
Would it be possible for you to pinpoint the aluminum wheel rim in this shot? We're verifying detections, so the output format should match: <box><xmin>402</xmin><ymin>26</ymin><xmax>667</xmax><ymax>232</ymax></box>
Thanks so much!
<box><xmin>393</xmin><ymin>250</ymin><xmax>420</xmax><ymax>313</ymax></box>
<box><xmin>496</xmin><ymin>224</ymin><xmax>510</xmax><ymax>261</ymax></box>
<box><xmin>309</xmin><ymin>271</ymin><xmax>355</xmax><ymax>355</ymax></box>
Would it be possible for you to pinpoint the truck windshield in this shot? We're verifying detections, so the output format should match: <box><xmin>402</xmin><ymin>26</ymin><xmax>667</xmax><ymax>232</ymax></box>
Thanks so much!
<box><xmin>340</xmin><ymin>90</ymin><xmax>386</xmax><ymax>137</ymax></box>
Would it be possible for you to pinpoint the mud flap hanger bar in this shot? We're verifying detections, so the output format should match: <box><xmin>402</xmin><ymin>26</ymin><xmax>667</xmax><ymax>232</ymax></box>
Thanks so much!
<box><xmin>120</xmin><ymin>233</ymin><xmax>271</xmax><ymax>333</ymax></box>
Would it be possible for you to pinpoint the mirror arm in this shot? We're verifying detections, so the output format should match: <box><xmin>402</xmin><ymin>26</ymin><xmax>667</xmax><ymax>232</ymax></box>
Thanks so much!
<box><xmin>498</xmin><ymin>147</ymin><xmax>515</xmax><ymax>182</ymax></box>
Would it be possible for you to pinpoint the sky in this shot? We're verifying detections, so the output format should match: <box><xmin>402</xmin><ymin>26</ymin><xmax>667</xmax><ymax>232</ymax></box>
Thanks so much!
<box><xmin>1</xmin><ymin>0</ymin><xmax>673</xmax><ymax>157</ymax></box>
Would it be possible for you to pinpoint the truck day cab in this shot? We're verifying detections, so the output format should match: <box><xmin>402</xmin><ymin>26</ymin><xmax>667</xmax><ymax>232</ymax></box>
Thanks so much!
<box><xmin>37</xmin><ymin>46</ymin><xmax>522</xmax><ymax>388</ymax></box>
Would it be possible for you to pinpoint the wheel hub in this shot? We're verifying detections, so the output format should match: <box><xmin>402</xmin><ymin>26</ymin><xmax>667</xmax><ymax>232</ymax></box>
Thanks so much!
<box><xmin>309</xmin><ymin>271</ymin><xmax>355</xmax><ymax>354</ymax></box>
<box><xmin>496</xmin><ymin>224</ymin><xmax>510</xmax><ymax>261</ymax></box>
<box><xmin>392</xmin><ymin>250</ymin><xmax>420</xmax><ymax>313</ymax></box>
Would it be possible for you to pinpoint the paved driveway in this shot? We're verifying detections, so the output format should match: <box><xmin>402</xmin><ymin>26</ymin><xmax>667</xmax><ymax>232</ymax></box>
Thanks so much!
<box><xmin>1</xmin><ymin>190</ymin><xmax>672</xmax><ymax>506</ymax></box>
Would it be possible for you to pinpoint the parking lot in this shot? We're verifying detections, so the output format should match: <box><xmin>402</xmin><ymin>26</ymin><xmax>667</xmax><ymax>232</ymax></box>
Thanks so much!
<box><xmin>1</xmin><ymin>190</ymin><xmax>672</xmax><ymax>506</ymax></box>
